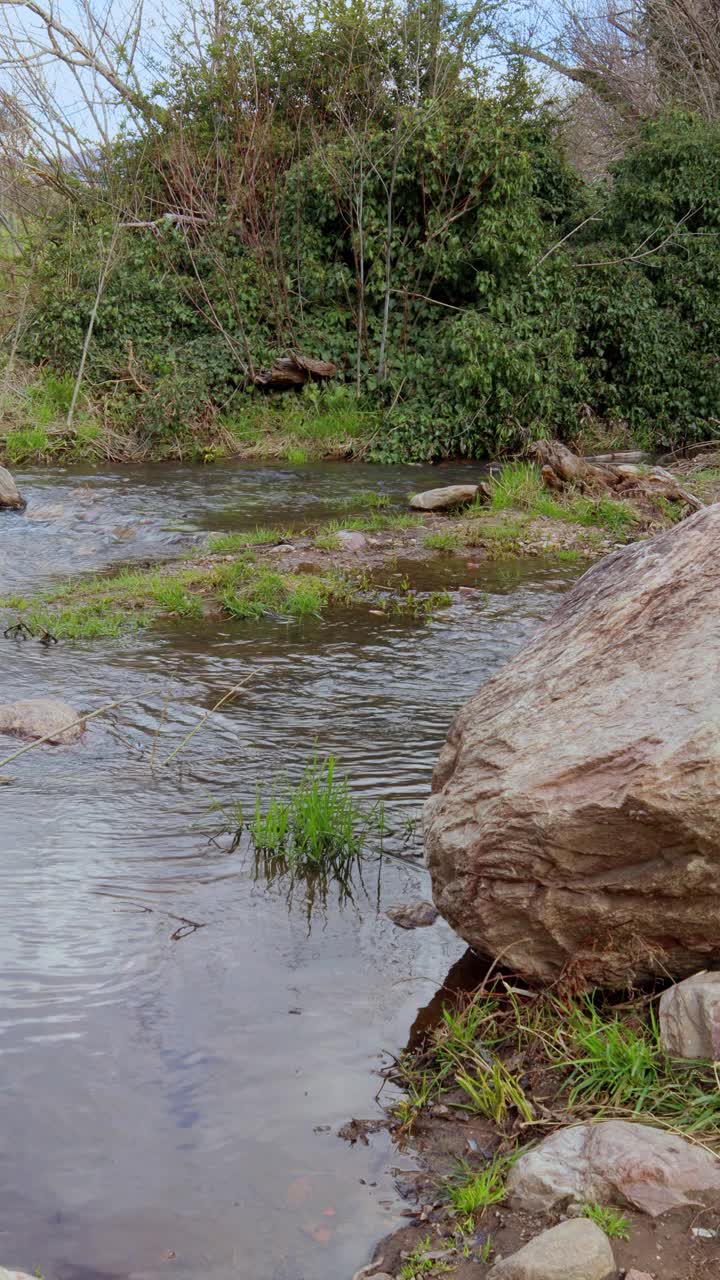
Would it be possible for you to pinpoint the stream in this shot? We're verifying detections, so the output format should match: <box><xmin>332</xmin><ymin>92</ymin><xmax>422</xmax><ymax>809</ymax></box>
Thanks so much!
<box><xmin>0</xmin><ymin>461</ymin><xmax>576</xmax><ymax>1280</ymax></box>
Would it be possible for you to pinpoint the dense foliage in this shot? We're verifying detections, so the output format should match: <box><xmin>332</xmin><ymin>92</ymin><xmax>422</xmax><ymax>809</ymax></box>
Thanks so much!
<box><xmin>14</xmin><ymin>0</ymin><xmax>720</xmax><ymax>459</ymax></box>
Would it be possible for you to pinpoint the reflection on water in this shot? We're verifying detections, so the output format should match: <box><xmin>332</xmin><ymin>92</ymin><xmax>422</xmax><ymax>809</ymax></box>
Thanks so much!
<box><xmin>0</xmin><ymin>463</ymin><xmax>577</xmax><ymax>1280</ymax></box>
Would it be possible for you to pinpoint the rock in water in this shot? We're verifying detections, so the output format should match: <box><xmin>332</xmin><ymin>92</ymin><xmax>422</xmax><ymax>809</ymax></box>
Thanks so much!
<box><xmin>409</xmin><ymin>484</ymin><xmax>482</xmax><ymax>511</ymax></box>
<box><xmin>385</xmin><ymin>900</ymin><xmax>439</xmax><ymax>928</ymax></box>
<box><xmin>487</xmin><ymin>1219</ymin><xmax>615</xmax><ymax>1280</ymax></box>
<box><xmin>0</xmin><ymin>698</ymin><xmax>85</xmax><ymax>745</ymax></box>
<box><xmin>659</xmin><ymin>971</ymin><xmax>720</xmax><ymax>1059</ymax></box>
<box><xmin>426</xmin><ymin>506</ymin><xmax>720</xmax><ymax>984</ymax></box>
<box><xmin>507</xmin><ymin>1121</ymin><xmax>720</xmax><ymax>1217</ymax></box>
<box><xmin>0</xmin><ymin>466</ymin><xmax>26</xmax><ymax>511</ymax></box>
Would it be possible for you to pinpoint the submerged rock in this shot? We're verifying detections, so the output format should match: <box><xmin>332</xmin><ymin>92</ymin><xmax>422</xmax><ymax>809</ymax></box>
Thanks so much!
<box><xmin>0</xmin><ymin>698</ymin><xmax>85</xmax><ymax>745</ymax></box>
<box><xmin>659</xmin><ymin>971</ymin><xmax>720</xmax><ymax>1059</ymax></box>
<box><xmin>409</xmin><ymin>484</ymin><xmax>482</xmax><ymax>512</ymax></box>
<box><xmin>0</xmin><ymin>466</ymin><xmax>26</xmax><ymax>511</ymax></box>
<box><xmin>426</xmin><ymin>506</ymin><xmax>720</xmax><ymax>985</ymax></box>
<box><xmin>488</xmin><ymin>1219</ymin><xmax>615</xmax><ymax>1280</ymax></box>
<box><xmin>385</xmin><ymin>900</ymin><xmax>438</xmax><ymax>928</ymax></box>
<box><xmin>507</xmin><ymin>1121</ymin><xmax>720</xmax><ymax>1217</ymax></box>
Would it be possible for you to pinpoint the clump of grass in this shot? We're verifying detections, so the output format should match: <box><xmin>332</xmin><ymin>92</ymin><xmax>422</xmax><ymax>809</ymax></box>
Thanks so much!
<box><xmin>208</xmin><ymin>527</ymin><xmax>285</xmax><ymax>552</ymax></box>
<box><xmin>448</xmin><ymin>1154</ymin><xmax>509</xmax><ymax>1219</ymax></box>
<box><xmin>243</xmin><ymin>755</ymin><xmax>385</xmax><ymax>867</ymax></box>
<box><xmin>424</xmin><ymin>530</ymin><xmax>462</xmax><ymax>551</ymax></box>
<box><xmin>399</xmin><ymin>1235</ymin><xmax>451</xmax><ymax>1279</ymax></box>
<box><xmin>287</xmin><ymin>446</ymin><xmax>308</xmax><ymax>464</ymax></box>
<box><xmin>456</xmin><ymin>1059</ymin><xmax>534</xmax><ymax>1125</ymax></box>
<box><xmin>559</xmin><ymin>999</ymin><xmax>663</xmax><ymax>1111</ymax></box>
<box><xmin>580</xmin><ymin>1204</ymin><xmax>631</xmax><ymax>1239</ymax></box>
<box><xmin>4</xmin><ymin>426</ymin><xmax>51</xmax><ymax>464</ymax></box>
<box><xmin>489</xmin><ymin>462</ymin><xmax>545</xmax><ymax>512</ymax></box>
<box><xmin>314</xmin><ymin>531</ymin><xmax>341</xmax><ymax>551</ymax></box>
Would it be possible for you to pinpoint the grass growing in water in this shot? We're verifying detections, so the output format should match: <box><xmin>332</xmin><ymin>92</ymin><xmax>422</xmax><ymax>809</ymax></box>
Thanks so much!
<box><xmin>243</xmin><ymin>755</ymin><xmax>385</xmax><ymax>867</ymax></box>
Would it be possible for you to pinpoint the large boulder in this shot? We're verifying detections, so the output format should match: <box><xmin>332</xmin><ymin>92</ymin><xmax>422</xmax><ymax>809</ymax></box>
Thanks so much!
<box><xmin>507</xmin><ymin>1121</ymin><xmax>720</xmax><ymax>1217</ymax></box>
<box><xmin>425</xmin><ymin>506</ymin><xmax>720</xmax><ymax>984</ymax></box>
<box><xmin>0</xmin><ymin>465</ymin><xmax>25</xmax><ymax>511</ymax></box>
<box><xmin>0</xmin><ymin>698</ymin><xmax>85</xmax><ymax>745</ymax></box>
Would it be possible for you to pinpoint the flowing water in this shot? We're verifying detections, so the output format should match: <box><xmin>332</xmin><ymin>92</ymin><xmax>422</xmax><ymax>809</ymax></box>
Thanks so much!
<box><xmin>0</xmin><ymin>462</ymin><xmax>577</xmax><ymax>1280</ymax></box>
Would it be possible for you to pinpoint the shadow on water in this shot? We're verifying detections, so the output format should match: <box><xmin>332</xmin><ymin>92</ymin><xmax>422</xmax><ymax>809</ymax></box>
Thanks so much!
<box><xmin>0</xmin><ymin>463</ymin><xmax>581</xmax><ymax>1280</ymax></box>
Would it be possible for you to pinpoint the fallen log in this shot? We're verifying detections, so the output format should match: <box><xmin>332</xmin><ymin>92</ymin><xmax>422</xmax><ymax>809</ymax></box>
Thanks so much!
<box><xmin>528</xmin><ymin>440</ymin><xmax>703</xmax><ymax>513</ymax></box>
<box><xmin>252</xmin><ymin>352</ymin><xmax>337</xmax><ymax>390</ymax></box>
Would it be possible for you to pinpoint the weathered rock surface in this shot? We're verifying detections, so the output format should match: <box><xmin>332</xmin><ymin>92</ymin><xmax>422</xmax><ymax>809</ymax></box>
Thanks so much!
<box><xmin>336</xmin><ymin>530</ymin><xmax>368</xmax><ymax>551</ymax></box>
<box><xmin>426</xmin><ymin>506</ymin><xmax>720</xmax><ymax>984</ymax></box>
<box><xmin>409</xmin><ymin>484</ymin><xmax>482</xmax><ymax>511</ymax></box>
<box><xmin>659</xmin><ymin>971</ymin><xmax>720</xmax><ymax>1059</ymax></box>
<box><xmin>0</xmin><ymin>698</ymin><xmax>85</xmax><ymax>745</ymax></box>
<box><xmin>508</xmin><ymin>1121</ymin><xmax>720</xmax><ymax>1217</ymax></box>
<box><xmin>385</xmin><ymin>900</ymin><xmax>439</xmax><ymax>928</ymax></box>
<box><xmin>488</xmin><ymin>1219</ymin><xmax>615</xmax><ymax>1280</ymax></box>
<box><xmin>0</xmin><ymin>466</ymin><xmax>26</xmax><ymax>511</ymax></box>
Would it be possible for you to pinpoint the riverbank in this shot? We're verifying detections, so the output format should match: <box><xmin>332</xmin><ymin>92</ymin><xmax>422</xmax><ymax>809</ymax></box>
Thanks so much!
<box><xmin>365</xmin><ymin>963</ymin><xmax>720</xmax><ymax>1280</ymax></box>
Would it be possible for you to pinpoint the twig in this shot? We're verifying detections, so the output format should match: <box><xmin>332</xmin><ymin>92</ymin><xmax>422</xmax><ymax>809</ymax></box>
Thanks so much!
<box><xmin>532</xmin><ymin>215</ymin><xmax>602</xmax><ymax>271</ymax></box>
<box><xmin>0</xmin><ymin>695</ymin><xmax>137</xmax><ymax>769</ymax></box>
<box><xmin>159</xmin><ymin>673</ymin><xmax>257</xmax><ymax>767</ymax></box>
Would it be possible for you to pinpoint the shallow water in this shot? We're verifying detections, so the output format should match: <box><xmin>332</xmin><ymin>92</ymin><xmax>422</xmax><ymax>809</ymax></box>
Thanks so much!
<box><xmin>0</xmin><ymin>464</ymin><xmax>576</xmax><ymax>1280</ymax></box>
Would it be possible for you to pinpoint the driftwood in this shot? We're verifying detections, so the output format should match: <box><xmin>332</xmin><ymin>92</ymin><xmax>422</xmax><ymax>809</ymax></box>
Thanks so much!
<box><xmin>252</xmin><ymin>352</ymin><xmax>337</xmax><ymax>391</ymax></box>
<box><xmin>528</xmin><ymin>440</ymin><xmax>704</xmax><ymax>513</ymax></box>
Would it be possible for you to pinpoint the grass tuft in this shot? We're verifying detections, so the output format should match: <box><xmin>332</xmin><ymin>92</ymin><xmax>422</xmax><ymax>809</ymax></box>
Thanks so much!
<box><xmin>580</xmin><ymin>1203</ymin><xmax>631</xmax><ymax>1239</ymax></box>
<box><xmin>243</xmin><ymin>755</ymin><xmax>385</xmax><ymax>867</ymax></box>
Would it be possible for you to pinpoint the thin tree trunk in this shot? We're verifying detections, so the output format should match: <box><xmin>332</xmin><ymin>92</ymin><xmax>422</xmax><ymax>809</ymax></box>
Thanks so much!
<box><xmin>66</xmin><ymin>224</ymin><xmax>119</xmax><ymax>430</ymax></box>
<box><xmin>355</xmin><ymin>159</ymin><xmax>365</xmax><ymax>397</ymax></box>
<box><xmin>378</xmin><ymin>138</ymin><xmax>399</xmax><ymax>383</ymax></box>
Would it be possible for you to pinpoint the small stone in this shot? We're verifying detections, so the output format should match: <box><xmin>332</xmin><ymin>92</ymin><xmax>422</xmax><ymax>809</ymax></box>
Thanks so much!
<box><xmin>0</xmin><ymin>1270</ymin><xmax>37</xmax><ymax>1280</ymax></box>
<box><xmin>487</xmin><ymin>1219</ymin><xmax>614</xmax><ymax>1280</ymax></box>
<box><xmin>659</xmin><ymin>972</ymin><xmax>720</xmax><ymax>1059</ymax></box>
<box><xmin>385</xmin><ymin>900</ymin><xmax>439</xmax><ymax>929</ymax></box>
<box><xmin>624</xmin><ymin>1271</ymin><xmax>654</xmax><ymax>1280</ymax></box>
<box><xmin>336</xmin><ymin>530</ymin><xmax>367</xmax><ymax>551</ymax></box>
<box><xmin>409</xmin><ymin>484</ymin><xmax>482</xmax><ymax>512</ymax></box>
<box><xmin>691</xmin><ymin>1226</ymin><xmax>717</xmax><ymax>1238</ymax></box>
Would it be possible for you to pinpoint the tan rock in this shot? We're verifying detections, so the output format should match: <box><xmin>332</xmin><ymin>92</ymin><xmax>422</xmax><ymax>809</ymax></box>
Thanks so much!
<box><xmin>507</xmin><ymin>1121</ymin><xmax>720</xmax><ymax>1217</ymax></box>
<box><xmin>385</xmin><ymin>900</ymin><xmax>438</xmax><ymax>928</ymax></box>
<box><xmin>336</xmin><ymin>530</ymin><xmax>367</xmax><ymax>551</ymax></box>
<box><xmin>0</xmin><ymin>698</ymin><xmax>85</xmax><ymax>745</ymax></box>
<box><xmin>487</xmin><ymin>1219</ymin><xmax>615</xmax><ymax>1280</ymax></box>
<box><xmin>0</xmin><ymin>465</ymin><xmax>25</xmax><ymax>511</ymax></box>
<box><xmin>409</xmin><ymin>484</ymin><xmax>481</xmax><ymax>511</ymax></box>
<box><xmin>659</xmin><ymin>972</ymin><xmax>720</xmax><ymax>1059</ymax></box>
<box><xmin>624</xmin><ymin>1271</ymin><xmax>654</xmax><ymax>1280</ymax></box>
<box><xmin>426</xmin><ymin>506</ymin><xmax>720</xmax><ymax>984</ymax></box>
